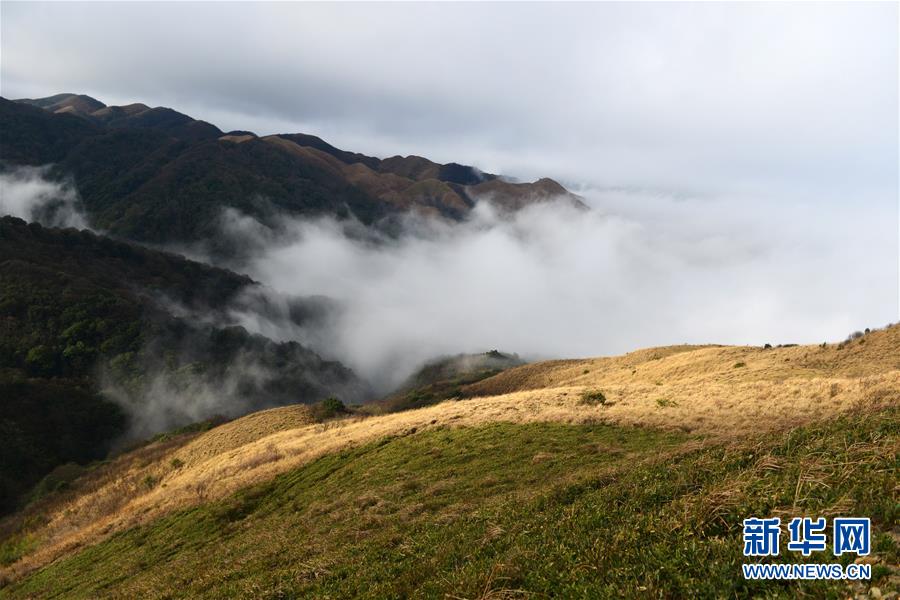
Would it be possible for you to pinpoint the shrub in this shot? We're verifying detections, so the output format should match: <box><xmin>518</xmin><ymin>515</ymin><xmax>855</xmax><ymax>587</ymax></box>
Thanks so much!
<box><xmin>733</xmin><ymin>362</ymin><xmax>746</xmax><ymax>369</ymax></box>
<box><xmin>311</xmin><ymin>397</ymin><xmax>349</xmax><ymax>421</ymax></box>
<box><xmin>0</xmin><ymin>533</ymin><xmax>35</xmax><ymax>567</ymax></box>
<box><xmin>580</xmin><ymin>390</ymin><xmax>607</xmax><ymax>406</ymax></box>
<box><xmin>24</xmin><ymin>345</ymin><xmax>56</xmax><ymax>376</ymax></box>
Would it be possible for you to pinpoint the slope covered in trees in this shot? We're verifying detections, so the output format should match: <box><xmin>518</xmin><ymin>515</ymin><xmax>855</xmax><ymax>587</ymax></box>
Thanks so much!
<box><xmin>1</xmin><ymin>95</ymin><xmax>584</xmax><ymax>247</ymax></box>
<box><xmin>0</xmin><ymin>217</ymin><xmax>363</xmax><ymax>513</ymax></box>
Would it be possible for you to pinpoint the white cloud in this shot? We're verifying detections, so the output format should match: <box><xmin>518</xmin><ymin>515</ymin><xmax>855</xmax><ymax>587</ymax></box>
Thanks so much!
<box><xmin>0</xmin><ymin>165</ymin><xmax>88</xmax><ymax>229</ymax></box>
<box><xmin>224</xmin><ymin>189</ymin><xmax>897</xmax><ymax>392</ymax></box>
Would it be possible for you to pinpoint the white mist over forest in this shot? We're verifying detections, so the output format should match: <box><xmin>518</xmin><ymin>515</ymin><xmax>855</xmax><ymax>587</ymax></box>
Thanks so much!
<box><xmin>2</xmin><ymin>162</ymin><xmax>895</xmax><ymax>397</ymax></box>
<box><xmin>0</xmin><ymin>167</ymin><xmax>86</xmax><ymax>229</ymax></box>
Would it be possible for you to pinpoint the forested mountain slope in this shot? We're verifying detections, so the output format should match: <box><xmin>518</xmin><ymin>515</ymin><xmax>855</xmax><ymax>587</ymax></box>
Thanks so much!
<box><xmin>0</xmin><ymin>217</ymin><xmax>364</xmax><ymax>513</ymax></box>
<box><xmin>1</xmin><ymin>95</ymin><xmax>584</xmax><ymax>247</ymax></box>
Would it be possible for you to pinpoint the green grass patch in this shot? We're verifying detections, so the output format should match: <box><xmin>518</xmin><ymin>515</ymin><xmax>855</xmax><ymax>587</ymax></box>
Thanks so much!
<box><xmin>0</xmin><ymin>533</ymin><xmax>35</xmax><ymax>568</ymax></box>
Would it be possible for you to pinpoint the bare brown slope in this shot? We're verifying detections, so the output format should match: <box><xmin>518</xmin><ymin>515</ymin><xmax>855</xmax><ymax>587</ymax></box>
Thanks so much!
<box><xmin>263</xmin><ymin>137</ymin><xmax>471</xmax><ymax>218</ymax></box>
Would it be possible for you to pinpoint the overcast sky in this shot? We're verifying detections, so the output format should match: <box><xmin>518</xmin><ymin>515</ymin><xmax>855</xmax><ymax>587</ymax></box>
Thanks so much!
<box><xmin>1</xmin><ymin>2</ymin><xmax>898</xmax><ymax>356</ymax></box>
<box><xmin>1</xmin><ymin>2</ymin><xmax>896</xmax><ymax>193</ymax></box>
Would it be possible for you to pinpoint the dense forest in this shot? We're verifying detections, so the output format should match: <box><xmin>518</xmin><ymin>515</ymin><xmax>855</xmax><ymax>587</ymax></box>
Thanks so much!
<box><xmin>0</xmin><ymin>217</ymin><xmax>363</xmax><ymax>513</ymax></box>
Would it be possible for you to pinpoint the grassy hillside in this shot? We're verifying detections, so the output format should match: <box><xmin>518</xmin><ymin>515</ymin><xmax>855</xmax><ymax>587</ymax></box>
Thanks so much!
<box><xmin>0</xmin><ymin>329</ymin><xmax>896</xmax><ymax>598</ymax></box>
<box><xmin>1</xmin><ymin>410</ymin><xmax>896</xmax><ymax>598</ymax></box>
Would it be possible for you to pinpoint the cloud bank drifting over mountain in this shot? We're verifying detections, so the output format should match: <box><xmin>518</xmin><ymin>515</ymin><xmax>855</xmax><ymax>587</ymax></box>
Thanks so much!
<box><xmin>222</xmin><ymin>188</ymin><xmax>896</xmax><ymax>392</ymax></box>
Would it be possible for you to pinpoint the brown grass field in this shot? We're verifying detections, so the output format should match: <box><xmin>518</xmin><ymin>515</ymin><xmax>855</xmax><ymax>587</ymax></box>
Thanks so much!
<box><xmin>2</xmin><ymin>325</ymin><xmax>898</xmax><ymax>584</ymax></box>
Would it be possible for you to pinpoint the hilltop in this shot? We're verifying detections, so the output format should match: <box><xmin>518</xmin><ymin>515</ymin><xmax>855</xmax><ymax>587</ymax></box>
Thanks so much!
<box><xmin>1</xmin><ymin>327</ymin><xmax>896</xmax><ymax>598</ymax></box>
<box><xmin>1</xmin><ymin>94</ymin><xmax>584</xmax><ymax>248</ymax></box>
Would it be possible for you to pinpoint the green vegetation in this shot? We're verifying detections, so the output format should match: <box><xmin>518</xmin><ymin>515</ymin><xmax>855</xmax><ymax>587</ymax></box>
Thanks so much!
<box><xmin>310</xmin><ymin>397</ymin><xmax>349</xmax><ymax>422</ymax></box>
<box><xmin>5</xmin><ymin>410</ymin><xmax>895</xmax><ymax>598</ymax></box>
<box><xmin>0</xmin><ymin>215</ymin><xmax>255</xmax><ymax>382</ymax></box>
<box><xmin>581</xmin><ymin>389</ymin><xmax>608</xmax><ymax>405</ymax></box>
<box><xmin>0</xmin><ymin>375</ymin><xmax>125</xmax><ymax>514</ymax></box>
<box><xmin>0</xmin><ymin>98</ymin><xmax>97</xmax><ymax>164</ymax></box>
<box><xmin>0</xmin><ymin>217</ymin><xmax>360</xmax><ymax>514</ymax></box>
<box><xmin>0</xmin><ymin>97</ymin><xmax>387</xmax><ymax>246</ymax></box>
<box><xmin>0</xmin><ymin>533</ymin><xmax>35</xmax><ymax>568</ymax></box>
<box><xmin>365</xmin><ymin>351</ymin><xmax>524</xmax><ymax>415</ymax></box>
<box><xmin>367</xmin><ymin>370</ymin><xmax>492</xmax><ymax>414</ymax></box>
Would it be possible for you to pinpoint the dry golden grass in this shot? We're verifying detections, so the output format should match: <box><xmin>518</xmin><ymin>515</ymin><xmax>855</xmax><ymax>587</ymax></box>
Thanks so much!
<box><xmin>466</xmin><ymin>325</ymin><xmax>900</xmax><ymax>397</ymax></box>
<box><xmin>218</xmin><ymin>134</ymin><xmax>255</xmax><ymax>143</ymax></box>
<box><xmin>0</xmin><ymin>430</ymin><xmax>200</xmax><ymax>546</ymax></box>
<box><xmin>3</xmin><ymin>327</ymin><xmax>898</xmax><ymax>582</ymax></box>
<box><xmin>172</xmin><ymin>404</ymin><xmax>313</xmax><ymax>468</ymax></box>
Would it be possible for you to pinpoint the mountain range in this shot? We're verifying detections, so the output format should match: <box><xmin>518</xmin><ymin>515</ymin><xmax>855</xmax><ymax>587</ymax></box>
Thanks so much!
<box><xmin>2</xmin><ymin>93</ymin><xmax>584</xmax><ymax>246</ymax></box>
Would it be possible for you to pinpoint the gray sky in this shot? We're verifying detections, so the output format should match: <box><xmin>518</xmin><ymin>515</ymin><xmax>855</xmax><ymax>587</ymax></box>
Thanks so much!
<box><xmin>1</xmin><ymin>1</ymin><xmax>898</xmax><ymax>364</ymax></box>
<box><xmin>2</xmin><ymin>2</ymin><xmax>896</xmax><ymax>194</ymax></box>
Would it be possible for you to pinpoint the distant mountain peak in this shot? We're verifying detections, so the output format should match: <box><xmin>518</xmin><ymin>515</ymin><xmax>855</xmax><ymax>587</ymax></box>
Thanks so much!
<box><xmin>17</xmin><ymin>93</ymin><xmax>106</xmax><ymax>116</ymax></box>
<box><xmin>13</xmin><ymin>93</ymin><xmax>223</xmax><ymax>141</ymax></box>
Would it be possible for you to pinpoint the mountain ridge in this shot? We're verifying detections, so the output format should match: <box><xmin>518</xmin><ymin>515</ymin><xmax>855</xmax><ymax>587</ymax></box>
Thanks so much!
<box><xmin>3</xmin><ymin>94</ymin><xmax>585</xmax><ymax>248</ymax></box>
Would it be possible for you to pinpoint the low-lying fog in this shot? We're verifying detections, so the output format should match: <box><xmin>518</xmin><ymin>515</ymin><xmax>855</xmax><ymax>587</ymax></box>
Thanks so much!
<box><xmin>219</xmin><ymin>187</ymin><xmax>896</xmax><ymax>392</ymax></box>
<box><xmin>3</xmin><ymin>166</ymin><xmax>897</xmax><ymax>397</ymax></box>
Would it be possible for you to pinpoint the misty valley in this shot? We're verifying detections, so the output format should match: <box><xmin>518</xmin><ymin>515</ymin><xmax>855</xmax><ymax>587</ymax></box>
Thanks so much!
<box><xmin>0</xmin><ymin>93</ymin><xmax>591</xmax><ymax>514</ymax></box>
